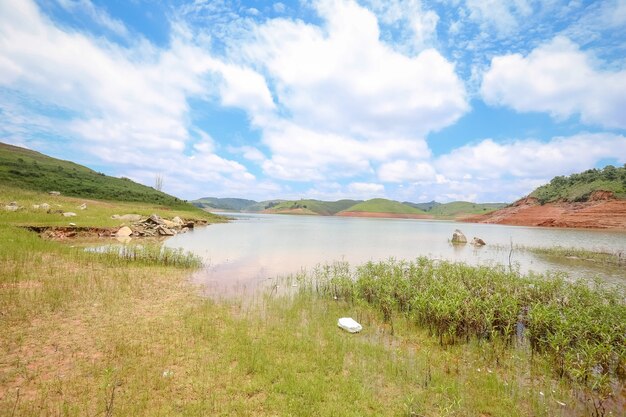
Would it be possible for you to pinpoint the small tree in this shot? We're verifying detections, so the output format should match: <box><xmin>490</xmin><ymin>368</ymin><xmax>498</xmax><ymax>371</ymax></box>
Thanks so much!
<box><xmin>155</xmin><ymin>174</ymin><xmax>164</xmax><ymax>191</ymax></box>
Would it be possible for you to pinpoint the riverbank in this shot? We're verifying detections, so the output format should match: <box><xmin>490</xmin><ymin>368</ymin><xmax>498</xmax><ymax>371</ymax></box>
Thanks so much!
<box><xmin>2</xmin><ymin>226</ymin><xmax>624</xmax><ymax>415</ymax></box>
<box><xmin>2</xmin><ymin>187</ymin><xmax>624</xmax><ymax>415</ymax></box>
<box><xmin>464</xmin><ymin>196</ymin><xmax>626</xmax><ymax>230</ymax></box>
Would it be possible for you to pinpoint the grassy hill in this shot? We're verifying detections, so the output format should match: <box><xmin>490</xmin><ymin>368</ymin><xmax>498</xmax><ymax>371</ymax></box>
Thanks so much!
<box><xmin>193</xmin><ymin>197</ymin><xmax>257</xmax><ymax>211</ymax></box>
<box><xmin>268</xmin><ymin>199</ymin><xmax>361</xmax><ymax>215</ymax></box>
<box><xmin>429</xmin><ymin>201</ymin><xmax>507</xmax><ymax>218</ymax></box>
<box><xmin>341</xmin><ymin>198</ymin><xmax>426</xmax><ymax>215</ymax></box>
<box><xmin>530</xmin><ymin>165</ymin><xmax>626</xmax><ymax>204</ymax></box>
<box><xmin>0</xmin><ymin>142</ymin><xmax>191</xmax><ymax>208</ymax></box>
<box><xmin>404</xmin><ymin>200</ymin><xmax>441</xmax><ymax>211</ymax></box>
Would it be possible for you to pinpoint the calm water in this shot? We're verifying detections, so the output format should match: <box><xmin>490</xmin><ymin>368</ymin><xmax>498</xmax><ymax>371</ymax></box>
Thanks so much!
<box><xmin>164</xmin><ymin>213</ymin><xmax>626</xmax><ymax>292</ymax></box>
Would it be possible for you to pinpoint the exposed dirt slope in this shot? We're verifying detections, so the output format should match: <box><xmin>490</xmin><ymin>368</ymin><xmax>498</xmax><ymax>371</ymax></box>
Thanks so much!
<box><xmin>464</xmin><ymin>192</ymin><xmax>626</xmax><ymax>229</ymax></box>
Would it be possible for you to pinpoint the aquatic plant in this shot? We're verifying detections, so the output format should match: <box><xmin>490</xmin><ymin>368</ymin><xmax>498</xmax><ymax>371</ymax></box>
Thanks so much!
<box><xmin>305</xmin><ymin>258</ymin><xmax>626</xmax><ymax>391</ymax></box>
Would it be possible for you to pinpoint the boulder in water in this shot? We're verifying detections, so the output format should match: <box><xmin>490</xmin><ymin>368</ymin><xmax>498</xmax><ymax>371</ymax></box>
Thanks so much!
<box><xmin>451</xmin><ymin>229</ymin><xmax>467</xmax><ymax>244</ymax></box>
<box><xmin>471</xmin><ymin>237</ymin><xmax>486</xmax><ymax>246</ymax></box>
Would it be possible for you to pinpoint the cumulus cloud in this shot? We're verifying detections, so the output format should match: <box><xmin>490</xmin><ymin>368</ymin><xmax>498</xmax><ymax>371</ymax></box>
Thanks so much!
<box><xmin>233</xmin><ymin>0</ymin><xmax>467</xmax><ymax>181</ymax></box>
<box><xmin>377</xmin><ymin>160</ymin><xmax>437</xmax><ymax>183</ymax></box>
<box><xmin>435</xmin><ymin>133</ymin><xmax>626</xmax><ymax>180</ymax></box>
<box><xmin>0</xmin><ymin>0</ymin><xmax>272</xmax><ymax>197</ymax></box>
<box><xmin>481</xmin><ymin>37</ymin><xmax>626</xmax><ymax>129</ymax></box>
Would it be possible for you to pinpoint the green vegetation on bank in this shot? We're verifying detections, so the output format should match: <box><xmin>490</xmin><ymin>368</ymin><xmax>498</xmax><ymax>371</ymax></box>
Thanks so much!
<box><xmin>517</xmin><ymin>245</ymin><xmax>625</xmax><ymax>268</ymax></box>
<box><xmin>427</xmin><ymin>201</ymin><xmax>507</xmax><ymax>217</ymax></box>
<box><xmin>530</xmin><ymin>164</ymin><xmax>626</xmax><ymax>204</ymax></box>
<box><xmin>0</xmin><ymin>185</ymin><xmax>220</xmax><ymax>227</ymax></box>
<box><xmin>340</xmin><ymin>198</ymin><xmax>427</xmax><ymax>214</ymax></box>
<box><xmin>2</xmin><ymin>223</ymin><xmax>624</xmax><ymax>415</ymax></box>
<box><xmin>269</xmin><ymin>199</ymin><xmax>361</xmax><ymax>215</ymax></box>
<box><xmin>304</xmin><ymin>259</ymin><xmax>625</xmax><ymax>393</ymax></box>
<box><xmin>0</xmin><ymin>142</ymin><xmax>192</xmax><ymax>208</ymax></box>
<box><xmin>192</xmin><ymin>197</ymin><xmax>259</xmax><ymax>211</ymax></box>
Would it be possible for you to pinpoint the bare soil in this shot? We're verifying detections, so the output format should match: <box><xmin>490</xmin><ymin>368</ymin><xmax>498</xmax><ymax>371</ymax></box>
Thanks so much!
<box><xmin>463</xmin><ymin>195</ymin><xmax>626</xmax><ymax>230</ymax></box>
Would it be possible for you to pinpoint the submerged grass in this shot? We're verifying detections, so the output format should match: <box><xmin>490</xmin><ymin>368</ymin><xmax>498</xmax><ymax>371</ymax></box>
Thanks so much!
<box><xmin>523</xmin><ymin>246</ymin><xmax>626</xmax><ymax>267</ymax></box>
<box><xmin>298</xmin><ymin>259</ymin><xmax>626</xmax><ymax>394</ymax></box>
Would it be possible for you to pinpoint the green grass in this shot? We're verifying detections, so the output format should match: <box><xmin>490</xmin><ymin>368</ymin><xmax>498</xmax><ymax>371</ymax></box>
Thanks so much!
<box><xmin>519</xmin><ymin>245</ymin><xmax>625</xmax><ymax>267</ymax></box>
<box><xmin>269</xmin><ymin>199</ymin><xmax>361</xmax><ymax>215</ymax></box>
<box><xmin>530</xmin><ymin>165</ymin><xmax>626</xmax><ymax>203</ymax></box>
<box><xmin>302</xmin><ymin>259</ymin><xmax>626</xmax><ymax>394</ymax></box>
<box><xmin>2</xmin><ymin>223</ymin><xmax>621</xmax><ymax>415</ymax></box>
<box><xmin>0</xmin><ymin>142</ymin><xmax>193</xmax><ymax>208</ymax></box>
<box><xmin>0</xmin><ymin>184</ymin><xmax>221</xmax><ymax>228</ymax></box>
<box><xmin>192</xmin><ymin>197</ymin><xmax>258</xmax><ymax>211</ymax></box>
<box><xmin>341</xmin><ymin>198</ymin><xmax>427</xmax><ymax>215</ymax></box>
<box><xmin>428</xmin><ymin>201</ymin><xmax>507</xmax><ymax>218</ymax></box>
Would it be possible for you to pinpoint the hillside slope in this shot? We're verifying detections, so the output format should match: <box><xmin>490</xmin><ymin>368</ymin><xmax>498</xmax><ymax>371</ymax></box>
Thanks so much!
<box><xmin>266</xmin><ymin>199</ymin><xmax>361</xmax><ymax>215</ymax></box>
<box><xmin>0</xmin><ymin>143</ymin><xmax>190</xmax><ymax>208</ymax></box>
<box><xmin>338</xmin><ymin>198</ymin><xmax>432</xmax><ymax>219</ymax></box>
<box><xmin>429</xmin><ymin>201</ymin><xmax>507</xmax><ymax>218</ymax></box>
<box><xmin>193</xmin><ymin>197</ymin><xmax>257</xmax><ymax>211</ymax></box>
<box><xmin>465</xmin><ymin>166</ymin><xmax>626</xmax><ymax>229</ymax></box>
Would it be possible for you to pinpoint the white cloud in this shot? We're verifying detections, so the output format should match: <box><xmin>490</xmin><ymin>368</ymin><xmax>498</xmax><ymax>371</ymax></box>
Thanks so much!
<box><xmin>377</xmin><ymin>160</ymin><xmax>436</xmax><ymax>183</ymax></box>
<box><xmin>56</xmin><ymin>0</ymin><xmax>130</xmax><ymax>38</ymax></box>
<box><xmin>435</xmin><ymin>133</ymin><xmax>626</xmax><ymax>180</ymax></box>
<box><xmin>465</xmin><ymin>0</ymin><xmax>533</xmax><ymax>36</ymax></box>
<box><xmin>348</xmin><ymin>182</ymin><xmax>385</xmax><ymax>194</ymax></box>
<box><xmin>260</xmin><ymin>121</ymin><xmax>431</xmax><ymax>181</ymax></box>
<box><xmin>481</xmin><ymin>37</ymin><xmax>626</xmax><ymax>129</ymax></box>
<box><xmin>0</xmin><ymin>0</ymin><xmax>273</xmax><ymax>198</ymax></box>
<box><xmin>244</xmin><ymin>0</ymin><xmax>467</xmax><ymax>139</ymax></box>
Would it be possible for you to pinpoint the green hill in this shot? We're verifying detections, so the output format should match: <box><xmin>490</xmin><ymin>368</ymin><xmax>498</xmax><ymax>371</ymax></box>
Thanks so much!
<box><xmin>404</xmin><ymin>200</ymin><xmax>441</xmax><ymax>211</ymax></box>
<box><xmin>428</xmin><ymin>201</ymin><xmax>507</xmax><ymax>218</ymax></box>
<box><xmin>269</xmin><ymin>199</ymin><xmax>361</xmax><ymax>215</ymax></box>
<box><xmin>530</xmin><ymin>165</ymin><xmax>626</xmax><ymax>204</ymax></box>
<box><xmin>0</xmin><ymin>142</ymin><xmax>190</xmax><ymax>208</ymax></box>
<box><xmin>341</xmin><ymin>198</ymin><xmax>426</xmax><ymax>215</ymax></box>
<box><xmin>193</xmin><ymin>197</ymin><xmax>257</xmax><ymax>211</ymax></box>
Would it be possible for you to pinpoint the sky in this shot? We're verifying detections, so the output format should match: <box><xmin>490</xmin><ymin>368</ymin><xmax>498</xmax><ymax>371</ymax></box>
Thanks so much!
<box><xmin>1</xmin><ymin>0</ymin><xmax>625</xmax><ymax>203</ymax></box>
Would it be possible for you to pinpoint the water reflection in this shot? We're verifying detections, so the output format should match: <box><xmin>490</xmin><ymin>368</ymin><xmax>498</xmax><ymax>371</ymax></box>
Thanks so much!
<box><xmin>164</xmin><ymin>213</ymin><xmax>626</xmax><ymax>292</ymax></box>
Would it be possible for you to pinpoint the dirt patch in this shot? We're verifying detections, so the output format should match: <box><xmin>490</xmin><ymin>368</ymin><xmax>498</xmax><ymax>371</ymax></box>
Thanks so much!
<box><xmin>336</xmin><ymin>211</ymin><xmax>434</xmax><ymax>219</ymax></box>
<box><xmin>464</xmin><ymin>198</ymin><xmax>626</xmax><ymax>230</ymax></box>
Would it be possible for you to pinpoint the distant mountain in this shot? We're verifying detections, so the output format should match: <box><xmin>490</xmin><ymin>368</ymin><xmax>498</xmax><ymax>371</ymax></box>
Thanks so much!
<box><xmin>191</xmin><ymin>197</ymin><xmax>286</xmax><ymax>212</ymax></box>
<box><xmin>0</xmin><ymin>142</ymin><xmax>190</xmax><ymax>208</ymax></box>
<box><xmin>404</xmin><ymin>200</ymin><xmax>441</xmax><ymax>211</ymax></box>
<box><xmin>340</xmin><ymin>198</ymin><xmax>427</xmax><ymax>215</ymax></box>
<box><xmin>267</xmin><ymin>199</ymin><xmax>361</xmax><ymax>215</ymax></box>
<box><xmin>193</xmin><ymin>197</ymin><xmax>258</xmax><ymax>211</ymax></box>
<box><xmin>428</xmin><ymin>201</ymin><xmax>507</xmax><ymax>218</ymax></box>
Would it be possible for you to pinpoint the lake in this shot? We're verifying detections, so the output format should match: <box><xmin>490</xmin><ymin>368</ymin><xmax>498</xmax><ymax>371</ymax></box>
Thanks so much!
<box><xmin>163</xmin><ymin>213</ymin><xmax>626</xmax><ymax>293</ymax></box>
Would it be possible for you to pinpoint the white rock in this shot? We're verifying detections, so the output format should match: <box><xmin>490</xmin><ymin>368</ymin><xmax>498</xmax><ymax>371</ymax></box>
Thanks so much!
<box><xmin>116</xmin><ymin>226</ymin><xmax>133</xmax><ymax>237</ymax></box>
<box><xmin>172</xmin><ymin>216</ymin><xmax>184</xmax><ymax>225</ymax></box>
<box><xmin>62</xmin><ymin>212</ymin><xmax>77</xmax><ymax>217</ymax></box>
<box><xmin>69</xmin><ymin>223</ymin><xmax>76</xmax><ymax>227</ymax></box>
<box><xmin>32</xmin><ymin>204</ymin><xmax>40</xmax><ymax>209</ymax></box>
<box><xmin>40</xmin><ymin>203</ymin><xmax>50</xmax><ymax>210</ymax></box>
<box><xmin>338</xmin><ymin>317</ymin><xmax>362</xmax><ymax>333</ymax></box>
<box><xmin>78</xmin><ymin>203</ymin><xmax>87</xmax><ymax>210</ymax></box>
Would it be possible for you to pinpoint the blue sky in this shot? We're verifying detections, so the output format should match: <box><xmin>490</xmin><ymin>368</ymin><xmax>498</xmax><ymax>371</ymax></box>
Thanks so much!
<box><xmin>1</xmin><ymin>0</ymin><xmax>625</xmax><ymax>202</ymax></box>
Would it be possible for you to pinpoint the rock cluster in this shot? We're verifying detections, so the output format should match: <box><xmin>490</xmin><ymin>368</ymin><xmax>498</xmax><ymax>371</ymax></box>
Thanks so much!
<box><xmin>113</xmin><ymin>213</ymin><xmax>205</xmax><ymax>237</ymax></box>
<box><xmin>451</xmin><ymin>229</ymin><xmax>487</xmax><ymax>246</ymax></box>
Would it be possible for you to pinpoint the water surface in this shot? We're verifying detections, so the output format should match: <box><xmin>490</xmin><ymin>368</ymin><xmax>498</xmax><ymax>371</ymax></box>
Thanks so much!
<box><xmin>164</xmin><ymin>213</ymin><xmax>626</xmax><ymax>292</ymax></box>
